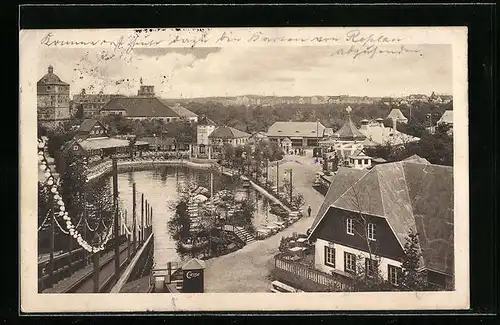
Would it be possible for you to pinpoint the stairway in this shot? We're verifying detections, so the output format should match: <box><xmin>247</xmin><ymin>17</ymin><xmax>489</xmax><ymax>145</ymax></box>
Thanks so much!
<box><xmin>232</xmin><ymin>226</ymin><xmax>256</xmax><ymax>245</ymax></box>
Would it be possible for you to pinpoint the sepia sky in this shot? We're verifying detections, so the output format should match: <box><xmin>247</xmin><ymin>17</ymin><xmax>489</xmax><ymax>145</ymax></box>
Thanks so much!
<box><xmin>37</xmin><ymin>45</ymin><xmax>452</xmax><ymax>98</ymax></box>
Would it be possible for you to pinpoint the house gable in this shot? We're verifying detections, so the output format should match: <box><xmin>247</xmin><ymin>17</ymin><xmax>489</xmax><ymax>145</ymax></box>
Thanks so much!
<box><xmin>310</xmin><ymin>206</ymin><xmax>405</xmax><ymax>262</ymax></box>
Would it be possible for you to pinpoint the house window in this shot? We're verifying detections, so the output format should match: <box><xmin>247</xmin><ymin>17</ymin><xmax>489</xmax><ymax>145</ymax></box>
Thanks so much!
<box><xmin>364</xmin><ymin>159</ymin><xmax>369</xmax><ymax>164</ymax></box>
<box><xmin>344</xmin><ymin>252</ymin><xmax>356</xmax><ymax>273</ymax></box>
<box><xmin>388</xmin><ymin>265</ymin><xmax>402</xmax><ymax>285</ymax></box>
<box><xmin>367</xmin><ymin>223</ymin><xmax>376</xmax><ymax>241</ymax></box>
<box><xmin>346</xmin><ymin>218</ymin><xmax>354</xmax><ymax>235</ymax></box>
<box><xmin>324</xmin><ymin>246</ymin><xmax>335</xmax><ymax>267</ymax></box>
<box><xmin>365</xmin><ymin>258</ymin><xmax>378</xmax><ymax>277</ymax></box>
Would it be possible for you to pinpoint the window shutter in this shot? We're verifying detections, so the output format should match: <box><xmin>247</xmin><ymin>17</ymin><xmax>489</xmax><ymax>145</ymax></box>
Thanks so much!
<box><xmin>324</xmin><ymin>246</ymin><xmax>328</xmax><ymax>265</ymax></box>
<box><xmin>344</xmin><ymin>252</ymin><xmax>347</xmax><ymax>271</ymax></box>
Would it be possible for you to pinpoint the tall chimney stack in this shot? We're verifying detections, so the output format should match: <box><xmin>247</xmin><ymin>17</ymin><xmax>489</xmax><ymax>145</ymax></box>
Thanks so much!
<box><xmin>392</xmin><ymin>118</ymin><xmax>397</xmax><ymax>132</ymax></box>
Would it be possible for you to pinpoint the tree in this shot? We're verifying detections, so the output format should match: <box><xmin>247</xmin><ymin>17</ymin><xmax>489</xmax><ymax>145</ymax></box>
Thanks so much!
<box><xmin>167</xmin><ymin>198</ymin><xmax>191</xmax><ymax>242</ymax></box>
<box><xmin>233</xmin><ymin>200</ymin><xmax>256</xmax><ymax>234</ymax></box>
<box><xmin>399</xmin><ymin>230</ymin><xmax>429</xmax><ymax>291</ymax></box>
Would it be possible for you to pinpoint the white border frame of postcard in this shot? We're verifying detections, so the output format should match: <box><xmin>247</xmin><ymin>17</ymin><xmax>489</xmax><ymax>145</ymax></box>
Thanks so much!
<box><xmin>19</xmin><ymin>27</ymin><xmax>469</xmax><ymax>312</ymax></box>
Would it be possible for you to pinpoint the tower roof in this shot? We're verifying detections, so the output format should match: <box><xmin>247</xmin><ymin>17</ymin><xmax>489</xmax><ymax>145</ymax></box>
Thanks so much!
<box><xmin>387</xmin><ymin>108</ymin><xmax>408</xmax><ymax>121</ymax></box>
<box><xmin>37</xmin><ymin>65</ymin><xmax>69</xmax><ymax>86</ymax></box>
<box><xmin>333</xmin><ymin>115</ymin><xmax>367</xmax><ymax>141</ymax></box>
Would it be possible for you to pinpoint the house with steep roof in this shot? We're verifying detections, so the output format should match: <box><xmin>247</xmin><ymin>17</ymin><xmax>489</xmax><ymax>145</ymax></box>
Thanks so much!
<box><xmin>62</xmin><ymin>119</ymin><xmax>149</xmax><ymax>161</ymax></box>
<box><xmin>100</xmin><ymin>87</ymin><xmax>183</xmax><ymax>123</ymax></box>
<box><xmin>248</xmin><ymin>131</ymin><xmax>269</xmax><ymax>145</ymax></box>
<box><xmin>208</xmin><ymin>126</ymin><xmax>251</xmax><ymax>147</ymax></box>
<box><xmin>437</xmin><ymin>110</ymin><xmax>453</xmax><ymax>126</ymax></box>
<box><xmin>266</xmin><ymin>121</ymin><xmax>326</xmax><ymax>148</ymax></box>
<box><xmin>161</xmin><ymin>102</ymin><xmax>199</xmax><ymax>123</ymax></box>
<box><xmin>308</xmin><ymin>159</ymin><xmax>454</xmax><ymax>290</ymax></box>
<box><xmin>348</xmin><ymin>149</ymin><xmax>372</xmax><ymax>170</ymax></box>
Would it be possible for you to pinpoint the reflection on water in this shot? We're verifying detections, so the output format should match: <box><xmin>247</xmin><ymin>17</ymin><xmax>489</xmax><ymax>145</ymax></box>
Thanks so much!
<box><xmin>102</xmin><ymin>165</ymin><xmax>272</xmax><ymax>268</ymax></box>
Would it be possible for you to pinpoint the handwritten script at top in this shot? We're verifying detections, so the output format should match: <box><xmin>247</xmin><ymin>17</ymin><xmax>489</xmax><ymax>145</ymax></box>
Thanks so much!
<box><xmin>40</xmin><ymin>29</ymin><xmax>418</xmax><ymax>60</ymax></box>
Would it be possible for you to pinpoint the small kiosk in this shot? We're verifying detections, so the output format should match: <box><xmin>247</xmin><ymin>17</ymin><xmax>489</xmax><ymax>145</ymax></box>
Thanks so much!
<box><xmin>182</xmin><ymin>258</ymin><xmax>206</xmax><ymax>293</ymax></box>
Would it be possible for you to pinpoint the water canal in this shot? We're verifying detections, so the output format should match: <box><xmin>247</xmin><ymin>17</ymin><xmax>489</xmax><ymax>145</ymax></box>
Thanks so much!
<box><xmin>101</xmin><ymin>165</ymin><xmax>277</xmax><ymax>269</ymax></box>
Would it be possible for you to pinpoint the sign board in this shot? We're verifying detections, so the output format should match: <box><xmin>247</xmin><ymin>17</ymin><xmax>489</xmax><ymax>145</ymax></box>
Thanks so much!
<box><xmin>182</xmin><ymin>269</ymin><xmax>204</xmax><ymax>293</ymax></box>
<box><xmin>181</xmin><ymin>258</ymin><xmax>206</xmax><ymax>293</ymax></box>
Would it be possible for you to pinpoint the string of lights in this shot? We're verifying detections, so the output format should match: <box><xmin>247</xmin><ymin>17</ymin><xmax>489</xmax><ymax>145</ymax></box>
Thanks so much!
<box><xmin>38</xmin><ymin>137</ymin><xmax>112</xmax><ymax>253</ymax></box>
<box><xmin>85</xmin><ymin>217</ymin><xmax>100</xmax><ymax>232</ymax></box>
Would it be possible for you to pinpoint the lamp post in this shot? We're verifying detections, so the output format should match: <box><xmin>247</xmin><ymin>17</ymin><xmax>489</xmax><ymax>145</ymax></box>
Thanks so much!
<box><xmin>284</xmin><ymin>168</ymin><xmax>293</xmax><ymax>204</ymax></box>
<box><xmin>276</xmin><ymin>160</ymin><xmax>279</xmax><ymax>194</ymax></box>
<box><xmin>316</xmin><ymin>119</ymin><xmax>319</xmax><ymax>152</ymax></box>
<box><xmin>153</xmin><ymin>133</ymin><xmax>158</xmax><ymax>154</ymax></box>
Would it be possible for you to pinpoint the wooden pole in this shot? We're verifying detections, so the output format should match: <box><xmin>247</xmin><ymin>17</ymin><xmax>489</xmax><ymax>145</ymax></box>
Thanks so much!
<box><xmin>141</xmin><ymin>200</ymin><xmax>145</xmax><ymax>243</ymax></box>
<box><xmin>93</xmin><ymin>251</ymin><xmax>100</xmax><ymax>293</ymax></box>
<box><xmin>133</xmin><ymin>184</ymin><xmax>137</xmax><ymax>250</ymax></box>
<box><xmin>150</xmin><ymin>207</ymin><xmax>153</xmax><ymax>237</ymax></box>
<box><xmin>49</xmin><ymin>213</ymin><xmax>55</xmax><ymax>277</ymax></box>
<box><xmin>276</xmin><ymin>161</ymin><xmax>279</xmax><ymax>193</ymax></box>
<box><xmin>141</xmin><ymin>194</ymin><xmax>144</xmax><ymax>244</ymax></box>
<box><xmin>112</xmin><ymin>158</ymin><xmax>120</xmax><ymax>279</ymax></box>
<box><xmin>266</xmin><ymin>159</ymin><xmax>269</xmax><ymax>186</ymax></box>
<box><xmin>289</xmin><ymin>169</ymin><xmax>293</xmax><ymax>205</ymax></box>
<box><xmin>145</xmin><ymin>200</ymin><xmax>148</xmax><ymax>243</ymax></box>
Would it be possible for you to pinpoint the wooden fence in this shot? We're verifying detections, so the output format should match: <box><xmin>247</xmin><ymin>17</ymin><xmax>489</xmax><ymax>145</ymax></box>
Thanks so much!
<box><xmin>274</xmin><ymin>254</ymin><xmax>352</xmax><ymax>292</ymax></box>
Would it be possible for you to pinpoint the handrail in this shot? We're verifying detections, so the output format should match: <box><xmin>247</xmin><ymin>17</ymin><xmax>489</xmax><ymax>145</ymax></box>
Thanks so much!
<box><xmin>110</xmin><ymin>232</ymin><xmax>154</xmax><ymax>293</ymax></box>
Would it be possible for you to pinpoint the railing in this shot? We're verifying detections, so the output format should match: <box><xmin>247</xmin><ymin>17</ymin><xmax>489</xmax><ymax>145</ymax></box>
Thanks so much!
<box><xmin>39</xmin><ymin>234</ymin><xmax>128</xmax><ymax>292</ymax></box>
<box><xmin>110</xmin><ymin>232</ymin><xmax>154</xmax><ymax>293</ymax></box>
<box><xmin>274</xmin><ymin>254</ymin><xmax>352</xmax><ymax>292</ymax></box>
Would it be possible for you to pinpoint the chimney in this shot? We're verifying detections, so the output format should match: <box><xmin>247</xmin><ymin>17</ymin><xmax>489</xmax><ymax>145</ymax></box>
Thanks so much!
<box><xmin>392</xmin><ymin>118</ymin><xmax>397</xmax><ymax>132</ymax></box>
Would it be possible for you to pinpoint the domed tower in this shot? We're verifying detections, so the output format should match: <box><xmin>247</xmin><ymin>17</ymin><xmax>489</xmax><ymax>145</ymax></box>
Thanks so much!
<box><xmin>37</xmin><ymin>65</ymin><xmax>71</xmax><ymax>127</ymax></box>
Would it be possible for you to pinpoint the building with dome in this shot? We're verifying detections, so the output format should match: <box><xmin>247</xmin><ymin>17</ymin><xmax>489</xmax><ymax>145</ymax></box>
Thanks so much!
<box><xmin>37</xmin><ymin>65</ymin><xmax>71</xmax><ymax>127</ymax></box>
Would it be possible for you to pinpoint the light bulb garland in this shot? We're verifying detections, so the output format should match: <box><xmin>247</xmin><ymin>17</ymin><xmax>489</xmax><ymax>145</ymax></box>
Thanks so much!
<box><xmin>37</xmin><ymin>137</ymin><xmax>113</xmax><ymax>253</ymax></box>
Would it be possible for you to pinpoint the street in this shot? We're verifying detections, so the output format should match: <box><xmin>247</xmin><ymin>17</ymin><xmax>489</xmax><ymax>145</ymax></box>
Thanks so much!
<box><xmin>204</xmin><ymin>151</ymin><xmax>325</xmax><ymax>292</ymax></box>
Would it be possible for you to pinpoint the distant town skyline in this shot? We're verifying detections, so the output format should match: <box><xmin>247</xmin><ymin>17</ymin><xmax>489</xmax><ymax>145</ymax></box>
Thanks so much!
<box><xmin>38</xmin><ymin>45</ymin><xmax>452</xmax><ymax>98</ymax></box>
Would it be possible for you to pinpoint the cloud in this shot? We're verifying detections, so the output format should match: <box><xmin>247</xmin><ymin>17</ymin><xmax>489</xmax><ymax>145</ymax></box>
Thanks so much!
<box><xmin>37</xmin><ymin>44</ymin><xmax>452</xmax><ymax>98</ymax></box>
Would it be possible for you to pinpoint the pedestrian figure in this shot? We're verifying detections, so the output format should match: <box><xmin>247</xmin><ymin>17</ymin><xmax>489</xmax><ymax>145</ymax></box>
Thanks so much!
<box><xmin>307</xmin><ymin>205</ymin><xmax>312</xmax><ymax>218</ymax></box>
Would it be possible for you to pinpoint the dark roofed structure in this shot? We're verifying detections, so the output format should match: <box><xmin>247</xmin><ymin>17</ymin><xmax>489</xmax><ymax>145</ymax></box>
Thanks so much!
<box><xmin>101</xmin><ymin>97</ymin><xmax>181</xmax><ymax>118</ymax></box>
<box><xmin>309</xmin><ymin>160</ymin><xmax>454</xmax><ymax>276</ymax></box>
<box><xmin>77</xmin><ymin>119</ymin><xmax>103</xmax><ymax>133</ymax></box>
<box><xmin>168</xmin><ymin>104</ymin><xmax>198</xmax><ymax>118</ymax></box>
<box><xmin>266</xmin><ymin>121</ymin><xmax>326</xmax><ymax>138</ymax></box>
<box><xmin>332</xmin><ymin>115</ymin><xmax>367</xmax><ymax>141</ymax></box>
<box><xmin>404</xmin><ymin>154</ymin><xmax>431</xmax><ymax>164</ymax></box>
<box><xmin>311</xmin><ymin>167</ymin><xmax>369</xmax><ymax>231</ymax></box>
<box><xmin>209</xmin><ymin>126</ymin><xmax>250</xmax><ymax>139</ymax></box>
<box><xmin>198</xmin><ymin>115</ymin><xmax>217</xmax><ymax>126</ymax></box>
<box><xmin>37</xmin><ymin>65</ymin><xmax>69</xmax><ymax>86</ymax></box>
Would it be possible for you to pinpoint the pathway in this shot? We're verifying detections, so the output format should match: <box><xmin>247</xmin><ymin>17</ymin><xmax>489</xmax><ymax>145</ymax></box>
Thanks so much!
<box><xmin>204</xmin><ymin>151</ymin><xmax>325</xmax><ymax>292</ymax></box>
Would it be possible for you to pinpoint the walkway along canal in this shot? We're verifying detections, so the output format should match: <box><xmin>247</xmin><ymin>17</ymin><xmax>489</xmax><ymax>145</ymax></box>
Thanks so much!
<box><xmin>99</xmin><ymin>164</ymin><xmax>278</xmax><ymax>271</ymax></box>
